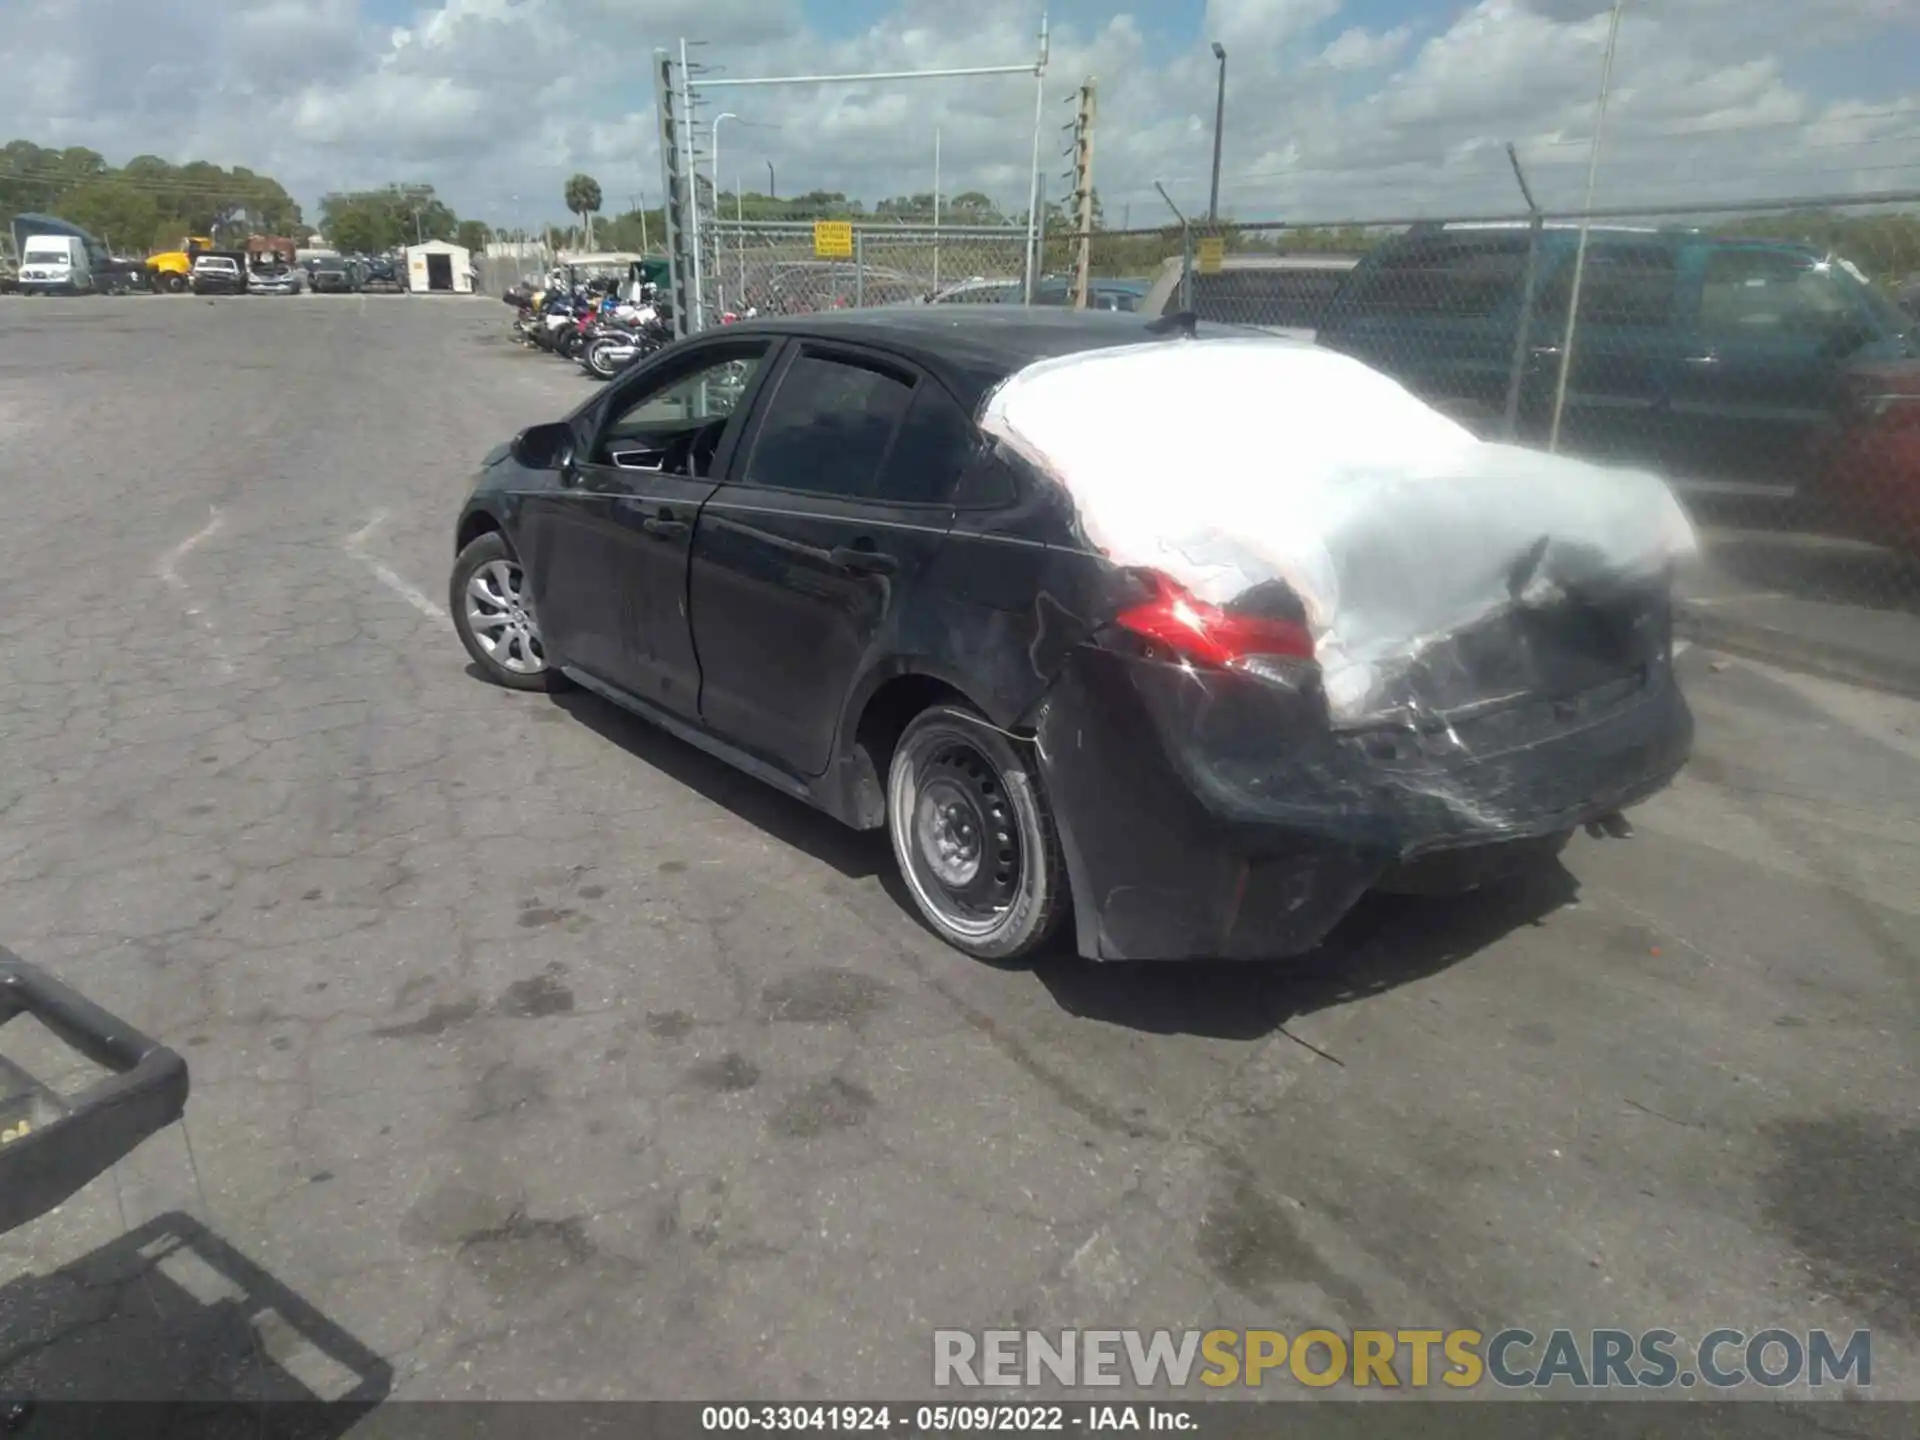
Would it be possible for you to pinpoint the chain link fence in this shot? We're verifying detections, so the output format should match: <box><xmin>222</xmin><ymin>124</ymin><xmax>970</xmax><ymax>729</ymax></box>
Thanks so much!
<box><xmin>700</xmin><ymin>221</ymin><xmax>1034</xmax><ymax>317</ymax></box>
<box><xmin>473</xmin><ymin>242</ymin><xmax>558</xmax><ymax>299</ymax></box>
<box><xmin>687</xmin><ymin>199</ymin><xmax>1919</xmax><ymax>616</ymax></box>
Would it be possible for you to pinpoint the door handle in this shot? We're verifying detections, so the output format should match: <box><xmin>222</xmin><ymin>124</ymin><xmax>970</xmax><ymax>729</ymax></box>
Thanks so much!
<box><xmin>1682</xmin><ymin>353</ymin><xmax>1719</xmax><ymax>365</ymax></box>
<box><xmin>830</xmin><ymin>544</ymin><xmax>899</xmax><ymax>575</ymax></box>
<box><xmin>642</xmin><ymin>516</ymin><xmax>689</xmax><ymax>541</ymax></box>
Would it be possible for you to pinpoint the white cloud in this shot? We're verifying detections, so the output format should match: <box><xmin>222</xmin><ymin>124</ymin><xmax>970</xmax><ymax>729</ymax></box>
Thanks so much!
<box><xmin>0</xmin><ymin>0</ymin><xmax>1915</xmax><ymax>231</ymax></box>
<box><xmin>1314</xmin><ymin>25</ymin><xmax>1413</xmax><ymax>73</ymax></box>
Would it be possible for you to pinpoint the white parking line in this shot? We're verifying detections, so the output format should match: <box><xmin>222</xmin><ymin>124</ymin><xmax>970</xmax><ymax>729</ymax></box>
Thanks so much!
<box><xmin>346</xmin><ymin>511</ymin><xmax>451</xmax><ymax>625</ymax></box>
<box><xmin>157</xmin><ymin>507</ymin><xmax>237</xmax><ymax>675</ymax></box>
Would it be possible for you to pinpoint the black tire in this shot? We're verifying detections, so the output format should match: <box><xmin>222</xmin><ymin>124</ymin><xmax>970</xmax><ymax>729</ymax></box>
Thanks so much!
<box><xmin>449</xmin><ymin>532</ymin><xmax>570</xmax><ymax>693</ymax></box>
<box><xmin>163</xmin><ymin>272</ymin><xmax>187</xmax><ymax>294</ymax></box>
<box><xmin>887</xmin><ymin>704</ymin><xmax>1068</xmax><ymax>962</ymax></box>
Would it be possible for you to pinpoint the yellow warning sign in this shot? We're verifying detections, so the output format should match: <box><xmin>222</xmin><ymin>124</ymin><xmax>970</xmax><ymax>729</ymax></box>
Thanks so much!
<box><xmin>813</xmin><ymin>221</ymin><xmax>854</xmax><ymax>259</ymax></box>
<box><xmin>1196</xmin><ymin>237</ymin><xmax>1225</xmax><ymax>275</ymax></box>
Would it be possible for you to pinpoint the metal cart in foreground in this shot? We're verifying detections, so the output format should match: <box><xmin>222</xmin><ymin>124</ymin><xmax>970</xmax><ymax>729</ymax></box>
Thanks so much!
<box><xmin>1</xmin><ymin>946</ymin><xmax>189</xmax><ymax>1433</ymax></box>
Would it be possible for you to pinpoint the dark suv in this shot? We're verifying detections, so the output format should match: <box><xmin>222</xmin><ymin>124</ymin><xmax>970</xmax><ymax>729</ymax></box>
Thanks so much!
<box><xmin>1316</xmin><ymin>225</ymin><xmax>1917</xmax><ymax>509</ymax></box>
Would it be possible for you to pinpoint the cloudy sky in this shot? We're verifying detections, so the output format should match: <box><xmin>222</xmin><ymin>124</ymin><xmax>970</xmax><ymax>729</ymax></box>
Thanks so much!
<box><xmin>5</xmin><ymin>0</ymin><xmax>1918</xmax><ymax>230</ymax></box>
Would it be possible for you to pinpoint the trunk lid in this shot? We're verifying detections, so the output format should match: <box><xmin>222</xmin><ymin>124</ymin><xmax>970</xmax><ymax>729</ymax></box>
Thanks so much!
<box><xmin>981</xmin><ymin>336</ymin><xmax>1694</xmax><ymax>725</ymax></box>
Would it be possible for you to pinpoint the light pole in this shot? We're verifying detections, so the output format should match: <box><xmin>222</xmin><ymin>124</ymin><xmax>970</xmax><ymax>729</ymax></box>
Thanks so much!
<box><xmin>767</xmin><ymin>160</ymin><xmax>776</xmax><ymax>199</ymax></box>
<box><xmin>1207</xmin><ymin>42</ymin><xmax>1227</xmax><ymax>222</ymax></box>
<box><xmin>711</xmin><ymin>113</ymin><xmax>739</xmax><ymax>314</ymax></box>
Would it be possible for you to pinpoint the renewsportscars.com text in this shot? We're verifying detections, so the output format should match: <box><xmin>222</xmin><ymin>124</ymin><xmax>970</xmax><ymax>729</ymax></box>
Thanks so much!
<box><xmin>933</xmin><ymin>1328</ymin><xmax>1872</xmax><ymax>1391</ymax></box>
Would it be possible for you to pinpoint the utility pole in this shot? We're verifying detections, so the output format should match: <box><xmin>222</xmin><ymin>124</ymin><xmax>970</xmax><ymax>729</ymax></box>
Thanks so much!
<box><xmin>1066</xmin><ymin>78</ymin><xmax>1097</xmax><ymax>309</ymax></box>
<box><xmin>1207</xmin><ymin>42</ymin><xmax>1227</xmax><ymax>223</ymax></box>
<box><xmin>654</xmin><ymin>47</ymin><xmax>695</xmax><ymax>335</ymax></box>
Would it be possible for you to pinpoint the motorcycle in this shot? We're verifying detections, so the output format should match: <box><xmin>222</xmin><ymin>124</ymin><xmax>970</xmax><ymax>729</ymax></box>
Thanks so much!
<box><xmin>578</xmin><ymin>286</ymin><xmax>675</xmax><ymax>381</ymax></box>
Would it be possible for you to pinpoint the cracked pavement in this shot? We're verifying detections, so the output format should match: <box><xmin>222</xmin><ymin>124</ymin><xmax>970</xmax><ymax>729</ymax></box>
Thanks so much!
<box><xmin>0</xmin><ymin>294</ymin><xmax>1915</xmax><ymax>1407</ymax></box>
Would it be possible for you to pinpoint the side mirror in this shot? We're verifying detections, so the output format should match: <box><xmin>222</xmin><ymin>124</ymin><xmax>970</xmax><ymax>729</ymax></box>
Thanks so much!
<box><xmin>510</xmin><ymin>421</ymin><xmax>573</xmax><ymax>470</ymax></box>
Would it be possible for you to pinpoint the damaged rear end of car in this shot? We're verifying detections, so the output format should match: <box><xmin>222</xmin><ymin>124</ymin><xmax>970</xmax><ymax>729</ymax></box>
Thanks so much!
<box><xmin>985</xmin><ymin>336</ymin><xmax>1695</xmax><ymax>961</ymax></box>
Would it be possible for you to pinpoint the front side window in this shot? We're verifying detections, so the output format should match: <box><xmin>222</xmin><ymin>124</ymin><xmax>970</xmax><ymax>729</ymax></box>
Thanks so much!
<box><xmin>743</xmin><ymin>352</ymin><xmax>916</xmax><ymax>500</ymax></box>
<box><xmin>605</xmin><ymin>348</ymin><xmax>765</xmax><ymax>438</ymax></box>
<box><xmin>1699</xmin><ymin>249</ymin><xmax>1871</xmax><ymax>339</ymax></box>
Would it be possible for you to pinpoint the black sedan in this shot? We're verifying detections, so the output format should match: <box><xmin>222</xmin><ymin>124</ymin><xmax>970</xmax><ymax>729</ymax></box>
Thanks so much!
<box><xmin>450</xmin><ymin>309</ymin><xmax>1692</xmax><ymax>962</ymax></box>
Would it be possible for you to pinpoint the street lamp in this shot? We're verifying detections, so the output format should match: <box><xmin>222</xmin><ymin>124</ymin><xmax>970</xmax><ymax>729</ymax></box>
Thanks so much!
<box><xmin>767</xmin><ymin>160</ymin><xmax>776</xmax><ymax>199</ymax></box>
<box><xmin>1208</xmin><ymin>42</ymin><xmax>1227</xmax><ymax>222</ymax></box>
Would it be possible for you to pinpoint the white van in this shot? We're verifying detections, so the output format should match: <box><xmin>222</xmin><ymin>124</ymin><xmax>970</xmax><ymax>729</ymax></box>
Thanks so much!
<box><xmin>17</xmin><ymin>235</ymin><xmax>94</xmax><ymax>295</ymax></box>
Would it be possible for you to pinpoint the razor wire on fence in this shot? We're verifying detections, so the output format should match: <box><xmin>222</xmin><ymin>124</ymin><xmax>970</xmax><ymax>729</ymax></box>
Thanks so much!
<box><xmin>691</xmin><ymin>196</ymin><xmax>1920</xmax><ymax>615</ymax></box>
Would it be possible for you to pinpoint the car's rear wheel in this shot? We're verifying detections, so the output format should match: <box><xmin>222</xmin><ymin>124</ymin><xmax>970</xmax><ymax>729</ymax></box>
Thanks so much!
<box><xmin>450</xmin><ymin>532</ymin><xmax>568</xmax><ymax>692</ymax></box>
<box><xmin>887</xmin><ymin>705</ymin><xmax>1068</xmax><ymax>962</ymax></box>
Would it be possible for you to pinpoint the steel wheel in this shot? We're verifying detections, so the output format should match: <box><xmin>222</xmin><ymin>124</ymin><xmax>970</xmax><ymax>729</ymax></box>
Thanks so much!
<box><xmin>464</xmin><ymin>558</ymin><xmax>547</xmax><ymax>675</ymax></box>
<box><xmin>907</xmin><ymin>745</ymin><xmax>1022</xmax><ymax>932</ymax></box>
<box><xmin>887</xmin><ymin>705</ymin><xmax>1068</xmax><ymax>961</ymax></box>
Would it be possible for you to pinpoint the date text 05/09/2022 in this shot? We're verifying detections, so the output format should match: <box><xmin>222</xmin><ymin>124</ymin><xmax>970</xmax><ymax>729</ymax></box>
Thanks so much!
<box><xmin>699</xmin><ymin>1404</ymin><xmax>1197</xmax><ymax>1432</ymax></box>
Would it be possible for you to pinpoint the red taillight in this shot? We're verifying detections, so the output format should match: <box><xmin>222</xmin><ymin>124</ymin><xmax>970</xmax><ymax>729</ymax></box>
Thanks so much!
<box><xmin>1113</xmin><ymin>573</ymin><xmax>1315</xmax><ymax>667</ymax></box>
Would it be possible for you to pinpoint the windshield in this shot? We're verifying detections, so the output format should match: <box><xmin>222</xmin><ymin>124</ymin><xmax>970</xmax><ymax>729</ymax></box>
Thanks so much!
<box><xmin>23</xmin><ymin>246</ymin><xmax>68</xmax><ymax>263</ymax></box>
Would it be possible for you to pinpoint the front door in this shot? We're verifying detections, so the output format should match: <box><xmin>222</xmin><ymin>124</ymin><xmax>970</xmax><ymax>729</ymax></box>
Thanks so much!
<box><xmin>427</xmin><ymin>252</ymin><xmax>453</xmax><ymax>291</ymax></box>
<box><xmin>573</xmin><ymin>340</ymin><xmax>777</xmax><ymax>713</ymax></box>
<box><xmin>688</xmin><ymin>342</ymin><xmax>972</xmax><ymax>776</ymax></box>
<box><xmin>1670</xmin><ymin>246</ymin><xmax>1860</xmax><ymax>498</ymax></box>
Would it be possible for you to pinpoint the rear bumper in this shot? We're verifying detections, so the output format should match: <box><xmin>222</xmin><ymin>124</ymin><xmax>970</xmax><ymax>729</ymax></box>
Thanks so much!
<box><xmin>1034</xmin><ymin>648</ymin><xmax>1692</xmax><ymax>961</ymax></box>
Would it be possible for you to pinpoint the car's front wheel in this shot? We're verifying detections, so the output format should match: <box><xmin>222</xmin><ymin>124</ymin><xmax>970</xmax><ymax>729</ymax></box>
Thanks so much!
<box><xmin>887</xmin><ymin>705</ymin><xmax>1068</xmax><ymax>962</ymax></box>
<box><xmin>450</xmin><ymin>532</ymin><xmax>567</xmax><ymax>692</ymax></box>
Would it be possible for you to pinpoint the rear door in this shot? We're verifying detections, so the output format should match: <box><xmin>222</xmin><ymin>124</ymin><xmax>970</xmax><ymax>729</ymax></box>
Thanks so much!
<box><xmin>1523</xmin><ymin>238</ymin><xmax>1684</xmax><ymax>465</ymax></box>
<box><xmin>1320</xmin><ymin>233</ymin><xmax>1534</xmax><ymax>412</ymax></box>
<box><xmin>687</xmin><ymin>341</ymin><xmax>972</xmax><ymax>776</ymax></box>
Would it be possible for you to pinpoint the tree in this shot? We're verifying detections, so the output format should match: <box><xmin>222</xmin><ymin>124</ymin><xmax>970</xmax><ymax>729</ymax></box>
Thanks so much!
<box><xmin>456</xmin><ymin>219</ymin><xmax>492</xmax><ymax>253</ymax></box>
<box><xmin>1</xmin><ymin>138</ymin><xmax>305</xmax><ymax>254</ymax></box>
<box><xmin>564</xmin><ymin>173</ymin><xmax>602</xmax><ymax>247</ymax></box>
<box><xmin>51</xmin><ymin>177</ymin><xmax>159</xmax><ymax>254</ymax></box>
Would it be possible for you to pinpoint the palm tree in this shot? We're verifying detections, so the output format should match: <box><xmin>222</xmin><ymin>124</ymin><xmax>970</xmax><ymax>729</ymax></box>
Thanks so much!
<box><xmin>564</xmin><ymin>173</ymin><xmax>603</xmax><ymax>250</ymax></box>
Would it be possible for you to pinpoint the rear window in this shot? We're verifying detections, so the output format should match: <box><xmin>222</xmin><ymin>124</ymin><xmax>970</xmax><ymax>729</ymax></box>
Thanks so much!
<box><xmin>1190</xmin><ymin>267</ymin><xmax>1352</xmax><ymax>328</ymax></box>
<box><xmin>1334</xmin><ymin>235</ymin><xmax>1532</xmax><ymax>320</ymax></box>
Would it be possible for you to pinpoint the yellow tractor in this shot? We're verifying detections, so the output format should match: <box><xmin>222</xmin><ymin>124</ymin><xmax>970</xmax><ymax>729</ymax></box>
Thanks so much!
<box><xmin>145</xmin><ymin>236</ymin><xmax>216</xmax><ymax>293</ymax></box>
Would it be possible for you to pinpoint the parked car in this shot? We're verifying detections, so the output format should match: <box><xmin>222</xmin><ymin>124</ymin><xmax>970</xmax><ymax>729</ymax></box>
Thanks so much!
<box><xmin>361</xmin><ymin>256</ymin><xmax>403</xmax><ymax>291</ymax></box>
<box><xmin>248</xmin><ymin>261</ymin><xmax>308</xmax><ymax>295</ymax></box>
<box><xmin>189</xmin><ymin>254</ymin><xmax>247</xmax><ymax>295</ymax></box>
<box><xmin>1315</xmin><ymin>224</ymin><xmax>1919</xmax><ymax>516</ymax></box>
<box><xmin>1137</xmin><ymin>253</ymin><xmax>1361</xmax><ymax>339</ymax></box>
<box><xmin>449</xmin><ymin>309</ymin><xmax>1693</xmax><ymax>963</ymax></box>
<box><xmin>310</xmin><ymin>256</ymin><xmax>364</xmax><ymax>294</ymax></box>
<box><xmin>928</xmin><ymin>276</ymin><xmax>1150</xmax><ymax>312</ymax></box>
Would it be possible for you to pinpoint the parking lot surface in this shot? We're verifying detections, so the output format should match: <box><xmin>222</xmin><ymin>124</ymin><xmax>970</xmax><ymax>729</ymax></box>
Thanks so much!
<box><xmin>0</xmin><ymin>294</ymin><xmax>1915</xmax><ymax>1408</ymax></box>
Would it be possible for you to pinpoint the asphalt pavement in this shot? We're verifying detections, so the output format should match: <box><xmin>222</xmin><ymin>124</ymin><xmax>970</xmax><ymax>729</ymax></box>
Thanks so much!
<box><xmin>0</xmin><ymin>293</ymin><xmax>1915</xmax><ymax>1414</ymax></box>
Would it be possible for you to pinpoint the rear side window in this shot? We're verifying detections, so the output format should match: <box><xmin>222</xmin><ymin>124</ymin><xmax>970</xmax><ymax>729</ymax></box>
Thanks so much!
<box><xmin>1336</xmin><ymin>236</ymin><xmax>1531</xmax><ymax>319</ymax></box>
<box><xmin>877</xmin><ymin>385</ymin><xmax>975</xmax><ymax>505</ymax></box>
<box><xmin>1190</xmin><ymin>267</ymin><xmax>1351</xmax><ymax>327</ymax></box>
<box><xmin>743</xmin><ymin>351</ymin><xmax>916</xmax><ymax>500</ymax></box>
<box><xmin>1536</xmin><ymin>243</ymin><xmax>1677</xmax><ymax>326</ymax></box>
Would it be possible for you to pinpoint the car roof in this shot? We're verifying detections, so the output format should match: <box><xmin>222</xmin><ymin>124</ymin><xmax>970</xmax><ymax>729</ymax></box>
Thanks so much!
<box><xmin>712</xmin><ymin>307</ymin><xmax>1255</xmax><ymax>408</ymax></box>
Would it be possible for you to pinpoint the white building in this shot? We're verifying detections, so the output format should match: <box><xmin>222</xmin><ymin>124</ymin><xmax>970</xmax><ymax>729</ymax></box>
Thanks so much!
<box><xmin>403</xmin><ymin>240</ymin><xmax>473</xmax><ymax>294</ymax></box>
